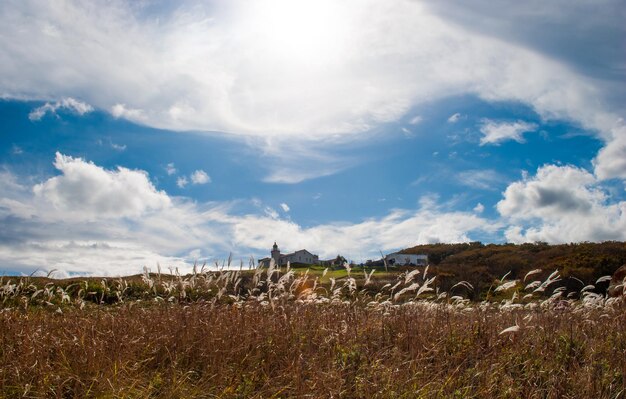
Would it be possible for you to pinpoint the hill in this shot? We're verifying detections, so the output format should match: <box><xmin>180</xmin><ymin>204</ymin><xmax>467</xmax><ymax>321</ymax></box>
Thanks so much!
<box><xmin>401</xmin><ymin>241</ymin><xmax>626</xmax><ymax>298</ymax></box>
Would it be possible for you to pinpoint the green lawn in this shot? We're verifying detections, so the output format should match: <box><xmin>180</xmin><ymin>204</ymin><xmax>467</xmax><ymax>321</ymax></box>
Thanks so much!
<box><xmin>280</xmin><ymin>264</ymin><xmax>400</xmax><ymax>284</ymax></box>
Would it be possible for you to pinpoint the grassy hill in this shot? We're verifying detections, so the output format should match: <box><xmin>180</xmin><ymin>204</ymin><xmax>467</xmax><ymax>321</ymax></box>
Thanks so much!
<box><xmin>401</xmin><ymin>241</ymin><xmax>626</xmax><ymax>298</ymax></box>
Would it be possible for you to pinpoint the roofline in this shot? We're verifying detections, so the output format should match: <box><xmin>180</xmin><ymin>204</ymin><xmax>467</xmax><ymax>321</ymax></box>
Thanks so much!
<box><xmin>280</xmin><ymin>249</ymin><xmax>319</xmax><ymax>257</ymax></box>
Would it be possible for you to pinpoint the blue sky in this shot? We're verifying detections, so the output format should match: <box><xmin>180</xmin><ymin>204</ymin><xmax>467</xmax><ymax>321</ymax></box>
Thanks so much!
<box><xmin>0</xmin><ymin>0</ymin><xmax>625</xmax><ymax>276</ymax></box>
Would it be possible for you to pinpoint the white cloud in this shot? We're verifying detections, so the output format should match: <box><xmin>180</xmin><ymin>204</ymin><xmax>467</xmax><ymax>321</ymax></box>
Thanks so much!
<box><xmin>259</xmin><ymin>138</ymin><xmax>356</xmax><ymax>183</ymax></box>
<box><xmin>279</xmin><ymin>203</ymin><xmax>290</xmax><ymax>212</ymax></box>
<box><xmin>229</xmin><ymin>204</ymin><xmax>499</xmax><ymax>259</ymax></box>
<box><xmin>9</xmin><ymin>155</ymin><xmax>626</xmax><ymax>276</ymax></box>
<box><xmin>165</xmin><ymin>163</ymin><xmax>177</xmax><ymax>176</ymax></box>
<box><xmin>594</xmin><ymin>123</ymin><xmax>626</xmax><ymax>180</ymax></box>
<box><xmin>408</xmin><ymin>115</ymin><xmax>423</xmax><ymax>125</ymax></box>
<box><xmin>0</xmin><ymin>158</ymin><xmax>229</xmax><ymax>275</ymax></box>
<box><xmin>263</xmin><ymin>206</ymin><xmax>279</xmax><ymax>219</ymax></box>
<box><xmin>176</xmin><ymin>176</ymin><xmax>188</xmax><ymax>188</ymax></box>
<box><xmin>479</xmin><ymin>119</ymin><xmax>538</xmax><ymax>145</ymax></box>
<box><xmin>33</xmin><ymin>152</ymin><xmax>170</xmax><ymax>220</ymax></box>
<box><xmin>0</xmin><ymin>170</ymin><xmax>33</xmax><ymax>218</ymax></box>
<box><xmin>12</xmin><ymin>144</ymin><xmax>23</xmax><ymax>155</ymax></box>
<box><xmin>497</xmin><ymin>164</ymin><xmax>626</xmax><ymax>243</ymax></box>
<box><xmin>1</xmin><ymin>1</ymin><xmax>621</xmax><ymax>144</ymax></box>
<box><xmin>111</xmin><ymin>142</ymin><xmax>126</xmax><ymax>151</ymax></box>
<box><xmin>0</xmin><ymin>154</ymin><xmax>501</xmax><ymax>275</ymax></box>
<box><xmin>447</xmin><ymin>113</ymin><xmax>462</xmax><ymax>123</ymax></box>
<box><xmin>263</xmin><ymin>168</ymin><xmax>342</xmax><ymax>184</ymax></box>
<box><xmin>401</xmin><ymin>127</ymin><xmax>414</xmax><ymax>138</ymax></box>
<box><xmin>3</xmin><ymin>1</ymin><xmax>624</xmax><ymax>184</ymax></box>
<box><xmin>457</xmin><ymin>169</ymin><xmax>505</xmax><ymax>190</ymax></box>
<box><xmin>28</xmin><ymin>97</ymin><xmax>93</xmax><ymax>121</ymax></box>
<box><xmin>110</xmin><ymin>103</ymin><xmax>145</xmax><ymax>121</ymax></box>
<box><xmin>96</xmin><ymin>138</ymin><xmax>126</xmax><ymax>152</ymax></box>
<box><xmin>190</xmin><ymin>170</ymin><xmax>211</xmax><ymax>185</ymax></box>
<box><xmin>422</xmin><ymin>1</ymin><xmax>626</xmax><ymax>91</ymax></box>
<box><xmin>0</xmin><ymin>241</ymin><xmax>188</xmax><ymax>278</ymax></box>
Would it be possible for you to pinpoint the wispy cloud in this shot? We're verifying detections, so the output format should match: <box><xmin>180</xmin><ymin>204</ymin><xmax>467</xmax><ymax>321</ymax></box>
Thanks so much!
<box><xmin>110</xmin><ymin>104</ymin><xmax>145</xmax><ymax>121</ymax></box>
<box><xmin>1</xmin><ymin>1</ymin><xmax>620</xmax><ymax>144</ymax></box>
<box><xmin>401</xmin><ymin>127</ymin><xmax>414</xmax><ymax>138</ymax></box>
<box><xmin>263</xmin><ymin>168</ymin><xmax>343</xmax><ymax>184</ymax></box>
<box><xmin>28</xmin><ymin>97</ymin><xmax>93</xmax><ymax>121</ymax></box>
<box><xmin>176</xmin><ymin>176</ymin><xmax>188</xmax><ymax>188</ymax></box>
<box><xmin>165</xmin><ymin>163</ymin><xmax>177</xmax><ymax>176</ymax></box>
<box><xmin>408</xmin><ymin>115</ymin><xmax>423</xmax><ymax>125</ymax></box>
<box><xmin>96</xmin><ymin>138</ymin><xmax>126</xmax><ymax>152</ymax></box>
<box><xmin>447</xmin><ymin>113</ymin><xmax>462</xmax><ymax>123</ymax></box>
<box><xmin>473</xmin><ymin>203</ymin><xmax>485</xmax><ymax>213</ymax></box>
<box><xmin>175</xmin><ymin>170</ymin><xmax>211</xmax><ymax>187</ymax></box>
<box><xmin>258</xmin><ymin>137</ymin><xmax>356</xmax><ymax>183</ymax></box>
<box><xmin>3</xmin><ymin>1</ymin><xmax>624</xmax><ymax>184</ymax></box>
<box><xmin>111</xmin><ymin>142</ymin><xmax>126</xmax><ymax>151</ymax></box>
<box><xmin>190</xmin><ymin>170</ymin><xmax>211</xmax><ymax>185</ymax></box>
<box><xmin>479</xmin><ymin>119</ymin><xmax>537</xmax><ymax>146</ymax></box>
<box><xmin>264</xmin><ymin>207</ymin><xmax>279</xmax><ymax>219</ymax></box>
<box><xmin>457</xmin><ymin>169</ymin><xmax>506</xmax><ymax>190</ymax></box>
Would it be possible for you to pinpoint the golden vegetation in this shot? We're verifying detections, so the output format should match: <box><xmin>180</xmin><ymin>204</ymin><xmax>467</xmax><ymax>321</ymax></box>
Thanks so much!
<box><xmin>402</xmin><ymin>241</ymin><xmax>626</xmax><ymax>299</ymax></box>
<box><xmin>0</xmin><ymin>244</ymin><xmax>624</xmax><ymax>398</ymax></box>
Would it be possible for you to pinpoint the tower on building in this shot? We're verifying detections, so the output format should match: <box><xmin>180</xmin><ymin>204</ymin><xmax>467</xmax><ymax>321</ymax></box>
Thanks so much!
<box><xmin>271</xmin><ymin>241</ymin><xmax>281</xmax><ymax>264</ymax></box>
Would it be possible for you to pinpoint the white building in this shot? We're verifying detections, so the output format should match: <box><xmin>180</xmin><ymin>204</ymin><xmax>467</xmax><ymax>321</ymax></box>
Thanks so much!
<box><xmin>258</xmin><ymin>242</ymin><xmax>319</xmax><ymax>267</ymax></box>
<box><xmin>385</xmin><ymin>252</ymin><xmax>428</xmax><ymax>266</ymax></box>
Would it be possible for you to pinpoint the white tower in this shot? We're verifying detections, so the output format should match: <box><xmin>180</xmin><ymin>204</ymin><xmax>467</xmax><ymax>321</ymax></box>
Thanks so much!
<box><xmin>271</xmin><ymin>242</ymin><xmax>281</xmax><ymax>265</ymax></box>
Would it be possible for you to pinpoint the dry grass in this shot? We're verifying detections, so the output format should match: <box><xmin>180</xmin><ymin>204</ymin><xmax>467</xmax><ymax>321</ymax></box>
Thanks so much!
<box><xmin>1</xmin><ymin>263</ymin><xmax>625</xmax><ymax>398</ymax></box>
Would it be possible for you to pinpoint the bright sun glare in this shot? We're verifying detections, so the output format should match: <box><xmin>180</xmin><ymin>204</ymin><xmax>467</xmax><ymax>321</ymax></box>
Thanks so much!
<box><xmin>244</xmin><ymin>0</ymin><xmax>349</xmax><ymax>66</ymax></box>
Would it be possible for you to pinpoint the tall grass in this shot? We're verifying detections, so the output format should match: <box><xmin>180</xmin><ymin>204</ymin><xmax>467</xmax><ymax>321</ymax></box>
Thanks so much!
<box><xmin>0</xmin><ymin>262</ymin><xmax>624</xmax><ymax>398</ymax></box>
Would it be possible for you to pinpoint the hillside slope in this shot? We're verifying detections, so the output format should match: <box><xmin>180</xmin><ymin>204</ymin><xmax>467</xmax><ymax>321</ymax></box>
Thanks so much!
<box><xmin>401</xmin><ymin>241</ymin><xmax>626</xmax><ymax>297</ymax></box>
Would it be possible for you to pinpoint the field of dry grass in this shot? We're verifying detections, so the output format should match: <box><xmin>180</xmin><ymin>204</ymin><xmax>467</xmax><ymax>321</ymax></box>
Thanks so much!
<box><xmin>1</xmin><ymin>263</ymin><xmax>625</xmax><ymax>398</ymax></box>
